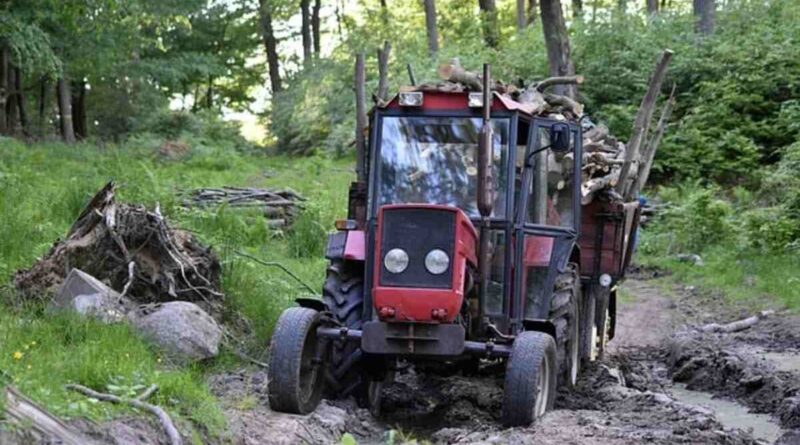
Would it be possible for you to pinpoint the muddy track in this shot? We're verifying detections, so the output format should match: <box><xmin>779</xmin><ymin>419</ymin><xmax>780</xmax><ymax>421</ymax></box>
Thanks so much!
<box><xmin>211</xmin><ymin>277</ymin><xmax>800</xmax><ymax>445</ymax></box>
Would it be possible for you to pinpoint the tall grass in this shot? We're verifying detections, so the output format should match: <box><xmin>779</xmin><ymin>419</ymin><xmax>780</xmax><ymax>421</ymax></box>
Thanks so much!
<box><xmin>0</xmin><ymin>139</ymin><xmax>354</xmax><ymax>429</ymax></box>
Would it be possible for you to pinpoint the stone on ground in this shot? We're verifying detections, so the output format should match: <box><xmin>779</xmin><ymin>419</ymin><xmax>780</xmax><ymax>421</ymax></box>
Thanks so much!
<box><xmin>131</xmin><ymin>301</ymin><xmax>222</xmax><ymax>362</ymax></box>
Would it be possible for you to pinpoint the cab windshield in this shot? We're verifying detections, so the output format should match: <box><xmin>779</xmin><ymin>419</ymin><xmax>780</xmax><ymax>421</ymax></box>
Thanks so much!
<box><xmin>375</xmin><ymin>116</ymin><xmax>510</xmax><ymax>218</ymax></box>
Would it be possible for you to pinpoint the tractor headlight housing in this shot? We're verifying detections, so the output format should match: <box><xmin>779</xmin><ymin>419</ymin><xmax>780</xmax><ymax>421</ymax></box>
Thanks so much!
<box><xmin>424</xmin><ymin>249</ymin><xmax>450</xmax><ymax>275</ymax></box>
<box><xmin>384</xmin><ymin>248</ymin><xmax>409</xmax><ymax>274</ymax></box>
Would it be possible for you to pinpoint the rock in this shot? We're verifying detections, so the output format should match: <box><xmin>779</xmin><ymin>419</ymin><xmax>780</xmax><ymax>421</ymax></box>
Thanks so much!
<box><xmin>51</xmin><ymin>269</ymin><xmax>131</xmax><ymax>323</ymax></box>
<box><xmin>132</xmin><ymin>301</ymin><xmax>222</xmax><ymax>362</ymax></box>
<box><xmin>676</xmin><ymin>253</ymin><xmax>704</xmax><ymax>266</ymax></box>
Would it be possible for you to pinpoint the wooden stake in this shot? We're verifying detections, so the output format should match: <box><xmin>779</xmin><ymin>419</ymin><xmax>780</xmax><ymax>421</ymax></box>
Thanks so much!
<box><xmin>355</xmin><ymin>52</ymin><xmax>367</xmax><ymax>182</ymax></box>
<box><xmin>616</xmin><ymin>49</ymin><xmax>673</xmax><ymax>198</ymax></box>
<box><xmin>630</xmin><ymin>83</ymin><xmax>676</xmax><ymax>198</ymax></box>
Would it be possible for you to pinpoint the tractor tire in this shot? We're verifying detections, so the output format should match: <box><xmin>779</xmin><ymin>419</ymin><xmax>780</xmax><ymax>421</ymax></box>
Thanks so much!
<box><xmin>502</xmin><ymin>331</ymin><xmax>557</xmax><ymax>427</ymax></box>
<box><xmin>267</xmin><ymin>307</ymin><xmax>324</xmax><ymax>414</ymax></box>
<box><xmin>322</xmin><ymin>260</ymin><xmax>382</xmax><ymax>412</ymax></box>
<box><xmin>579</xmin><ymin>283</ymin><xmax>597</xmax><ymax>364</ymax></box>
<box><xmin>550</xmin><ymin>263</ymin><xmax>581</xmax><ymax>387</ymax></box>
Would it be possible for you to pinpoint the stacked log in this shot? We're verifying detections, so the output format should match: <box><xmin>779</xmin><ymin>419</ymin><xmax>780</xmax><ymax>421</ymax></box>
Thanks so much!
<box><xmin>182</xmin><ymin>187</ymin><xmax>305</xmax><ymax>229</ymax></box>
<box><xmin>422</xmin><ymin>51</ymin><xmax>675</xmax><ymax>205</ymax></box>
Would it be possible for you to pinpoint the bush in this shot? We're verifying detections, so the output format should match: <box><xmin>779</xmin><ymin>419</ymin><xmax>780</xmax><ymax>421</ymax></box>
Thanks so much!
<box><xmin>654</xmin><ymin>183</ymin><xmax>734</xmax><ymax>253</ymax></box>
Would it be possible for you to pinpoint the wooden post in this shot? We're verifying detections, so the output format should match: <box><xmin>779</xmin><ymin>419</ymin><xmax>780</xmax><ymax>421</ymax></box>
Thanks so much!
<box><xmin>376</xmin><ymin>41</ymin><xmax>391</xmax><ymax>103</ymax></box>
<box><xmin>616</xmin><ymin>49</ymin><xmax>673</xmax><ymax>197</ymax></box>
<box><xmin>630</xmin><ymin>84</ymin><xmax>676</xmax><ymax>198</ymax></box>
<box><xmin>355</xmin><ymin>53</ymin><xmax>367</xmax><ymax>183</ymax></box>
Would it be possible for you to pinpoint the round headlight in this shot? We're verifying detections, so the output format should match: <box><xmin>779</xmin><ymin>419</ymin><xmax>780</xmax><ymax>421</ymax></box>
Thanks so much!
<box><xmin>384</xmin><ymin>248</ymin><xmax>409</xmax><ymax>274</ymax></box>
<box><xmin>424</xmin><ymin>249</ymin><xmax>450</xmax><ymax>275</ymax></box>
<box><xmin>599</xmin><ymin>273</ymin><xmax>612</xmax><ymax>287</ymax></box>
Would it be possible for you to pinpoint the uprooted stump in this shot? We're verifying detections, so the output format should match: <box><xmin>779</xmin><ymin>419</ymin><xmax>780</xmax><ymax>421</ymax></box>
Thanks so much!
<box><xmin>14</xmin><ymin>181</ymin><xmax>224</xmax><ymax>317</ymax></box>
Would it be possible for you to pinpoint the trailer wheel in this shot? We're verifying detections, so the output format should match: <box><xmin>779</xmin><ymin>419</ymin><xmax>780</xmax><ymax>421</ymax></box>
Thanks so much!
<box><xmin>322</xmin><ymin>260</ymin><xmax>366</xmax><ymax>397</ymax></box>
<box><xmin>502</xmin><ymin>331</ymin><xmax>557</xmax><ymax>426</ymax></box>
<box><xmin>551</xmin><ymin>263</ymin><xmax>581</xmax><ymax>387</ymax></box>
<box><xmin>267</xmin><ymin>307</ymin><xmax>324</xmax><ymax>414</ymax></box>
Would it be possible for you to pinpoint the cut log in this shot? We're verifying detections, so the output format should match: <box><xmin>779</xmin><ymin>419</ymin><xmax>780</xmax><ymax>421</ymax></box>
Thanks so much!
<box><xmin>535</xmin><ymin>75</ymin><xmax>584</xmax><ymax>92</ymax></box>
<box><xmin>544</xmin><ymin>92</ymin><xmax>583</xmax><ymax>116</ymax></box>
<box><xmin>437</xmin><ymin>63</ymin><xmax>484</xmax><ymax>91</ymax></box>
<box><xmin>3</xmin><ymin>386</ymin><xmax>96</xmax><ymax>445</ymax></box>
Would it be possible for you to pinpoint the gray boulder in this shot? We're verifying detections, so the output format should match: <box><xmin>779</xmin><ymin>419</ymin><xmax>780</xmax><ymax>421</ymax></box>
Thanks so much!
<box><xmin>131</xmin><ymin>301</ymin><xmax>222</xmax><ymax>362</ymax></box>
<box><xmin>52</xmin><ymin>269</ymin><xmax>131</xmax><ymax>323</ymax></box>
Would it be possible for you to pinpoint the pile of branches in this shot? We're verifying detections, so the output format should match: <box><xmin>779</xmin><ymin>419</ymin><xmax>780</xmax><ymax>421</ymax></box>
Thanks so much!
<box><xmin>182</xmin><ymin>186</ymin><xmax>305</xmax><ymax>229</ymax></box>
<box><xmin>413</xmin><ymin>52</ymin><xmax>676</xmax><ymax>205</ymax></box>
<box><xmin>15</xmin><ymin>182</ymin><xmax>225</xmax><ymax>317</ymax></box>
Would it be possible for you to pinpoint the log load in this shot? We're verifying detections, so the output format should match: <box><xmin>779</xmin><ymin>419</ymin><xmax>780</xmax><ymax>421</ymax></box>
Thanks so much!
<box><xmin>412</xmin><ymin>51</ymin><xmax>675</xmax><ymax>206</ymax></box>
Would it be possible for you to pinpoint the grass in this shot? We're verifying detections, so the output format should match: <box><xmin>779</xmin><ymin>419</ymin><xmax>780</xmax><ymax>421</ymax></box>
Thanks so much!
<box><xmin>0</xmin><ymin>138</ymin><xmax>355</xmax><ymax>434</ymax></box>
<box><xmin>637</xmin><ymin>229</ymin><xmax>800</xmax><ymax>310</ymax></box>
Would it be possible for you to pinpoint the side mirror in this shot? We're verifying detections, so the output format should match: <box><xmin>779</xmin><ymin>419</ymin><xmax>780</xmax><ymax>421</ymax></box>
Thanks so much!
<box><xmin>550</xmin><ymin>123</ymin><xmax>571</xmax><ymax>153</ymax></box>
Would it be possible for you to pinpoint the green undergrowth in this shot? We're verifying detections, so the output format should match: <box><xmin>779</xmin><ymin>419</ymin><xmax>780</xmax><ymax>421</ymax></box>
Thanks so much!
<box><xmin>0</xmin><ymin>138</ymin><xmax>354</xmax><ymax>433</ymax></box>
<box><xmin>638</xmin><ymin>233</ymin><xmax>800</xmax><ymax>311</ymax></box>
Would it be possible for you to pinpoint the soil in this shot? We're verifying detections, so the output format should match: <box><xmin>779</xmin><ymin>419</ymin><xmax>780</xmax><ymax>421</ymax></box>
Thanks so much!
<box><xmin>205</xmin><ymin>274</ymin><xmax>800</xmax><ymax>445</ymax></box>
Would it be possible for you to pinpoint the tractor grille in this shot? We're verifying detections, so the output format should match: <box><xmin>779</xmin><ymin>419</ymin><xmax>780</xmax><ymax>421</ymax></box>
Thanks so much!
<box><xmin>379</xmin><ymin>208</ymin><xmax>455</xmax><ymax>289</ymax></box>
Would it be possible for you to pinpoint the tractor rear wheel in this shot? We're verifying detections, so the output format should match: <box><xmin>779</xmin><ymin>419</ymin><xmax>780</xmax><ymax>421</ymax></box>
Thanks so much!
<box><xmin>267</xmin><ymin>307</ymin><xmax>324</xmax><ymax>414</ymax></box>
<box><xmin>502</xmin><ymin>331</ymin><xmax>557</xmax><ymax>426</ymax></box>
<box><xmin>551</xmin><ymin>263</ymin><xmax>581</xmax><ymax>387</ymax></box>
<box><xmin>322</xmin><ymin>260</ymin><xmax>382</xmax><ymax>413</ymax></box>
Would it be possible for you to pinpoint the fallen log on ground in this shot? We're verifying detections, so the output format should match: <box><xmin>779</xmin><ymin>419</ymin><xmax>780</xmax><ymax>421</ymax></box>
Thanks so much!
<box><xmin>182</xmin><ymin>186</ymin><xmax>305</xmax><ymax>230</ymax></box>
<box><xmin>3</xmin><ymin>386</ymin><xmax>96</xmax><ymax>445</ymax></box>
<box><xmin>65</xmin><ymin>384</ymin><xmax>182</xmax><ymax>445</ymax></box>
<box><xmin>699</xmin><ymin>310</ymin><xmax>776</xmax><ymax>333</ymax></box>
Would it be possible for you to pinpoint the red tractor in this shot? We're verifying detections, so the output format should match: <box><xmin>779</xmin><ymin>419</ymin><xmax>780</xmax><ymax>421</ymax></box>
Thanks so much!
<box><xmin>267</xmin><ymin>67</ymin><xmax>639</xmax><ymax>426</ymax></box>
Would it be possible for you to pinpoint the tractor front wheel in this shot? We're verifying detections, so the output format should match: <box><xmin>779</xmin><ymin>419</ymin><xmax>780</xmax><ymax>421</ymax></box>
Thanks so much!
<box><xmin>267</xmin><ymin>307</ymin><xmax>325</xmax><ymax>414</ymax></box>
<box><xmin>502</xmin><ymin>331</ymin><xmax>557</xmax><ymax>427</ymax></box>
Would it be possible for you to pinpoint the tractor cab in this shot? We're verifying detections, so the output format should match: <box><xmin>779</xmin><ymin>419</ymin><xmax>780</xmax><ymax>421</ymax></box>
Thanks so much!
<box><xmin>366</xmin><ymin>90</ymin><xmax>582</xmax><ymax>340</ymax></box>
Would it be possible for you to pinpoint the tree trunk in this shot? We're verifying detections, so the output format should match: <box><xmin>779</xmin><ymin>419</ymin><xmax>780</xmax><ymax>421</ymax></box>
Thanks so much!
<box><xmin>693</xmin><ymin>0</ymin><xmax>715</xmax><ymax>35</ymax></box>
<box><xmin>646</xmin><ymin>0</ymin><xmax>659</xmax><ymax>14</ymax></box>
<box><xmin>376</xmin><ymin>41</ymin><xmax>391</xmax><ymax>103</ymax></box>
<box><xmin>71</xmin><ymin>80</ymin><xmax>87</xmax><ymax>140</ymax></box>
<box><xmin>14</xmin><ymin>67</ymin><xmax>28</xmax><ymax>135</ymax></box>
<box><xmin>572</xmin><ymin>0</ymin><xmax>583</xmax><ymax>18</ymax></box>
<box><xmin>38</xmin><ymin>77</ymin><xmax>47</xmax><ymax>137</ymax></box>
<box><xmin>56</xmin><ymin>78</ymin><xmax>76</xmax><ymax>144</ymax></box>
<box><xmin>0</xmin><ymin>44</ymin><xmax>7</xmax><ymax>134</ymax></box>
<box><xmin>312</xmin><ymin>0</ymin><xmax>321</xmax><ymax>55</ymax></box>
<box><xmin>7</xmin><ymin>67</ymin><xmax>19</xmax><ymax>134</ymax></box>
<box><xmin>528</xmin><ymin>0</ymin><xmax>538</xmax><ymax>25</ymax></box>
<box><xmin>300</xmin><ymin>0</ymin><xmax>312</xmax><ymax>62</ymax></box>
<box><xmin>478</xmin><ymin>0</ymin><xmax>499</xmax><ymax>48</ymax></box>
<box><xmin>205</xmin><ymin>76</ymin><xmax>213</xmax><ymax>109</ymax></box>
<box><xmin>516</xmin><ymin>0</ymin><xmax>527</xmax><ymax>30</ymax></box>
<box><xmin>540</xmin><ymin>0</ymin><xmax>577</xmax><ymax>98</ymax></box>
<box><xmin>423</xmin><ymin>0</ymin><xmax>439</xmax><ymax>56</ymax></box>
<box><xmin>258</xmin><ymin>0</ymin><xmax>282</xmax><ymax>93</ymax></box>
<box><xmin>354</xmin><ymin>53</ymin><xmax>367</xmax><ymax>183</ymax></box>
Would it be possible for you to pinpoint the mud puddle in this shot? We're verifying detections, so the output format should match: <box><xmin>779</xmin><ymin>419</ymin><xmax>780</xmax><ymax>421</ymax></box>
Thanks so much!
<box><xmin>671</xmin><ymin>383</ymin><xmax>785</xmax><ymax>443</ymax></box>
<box><xmin>755</xmin><ymin>349</ymin><xmax>800</xmax><ymax>373</ymax></box>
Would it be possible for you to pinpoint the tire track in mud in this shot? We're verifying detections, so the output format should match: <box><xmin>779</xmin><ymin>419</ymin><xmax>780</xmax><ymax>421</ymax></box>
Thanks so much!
<box><xmin>212</xmin><ymin>277</ymin><xmax>800</xmax><ymax>445</ymax></box>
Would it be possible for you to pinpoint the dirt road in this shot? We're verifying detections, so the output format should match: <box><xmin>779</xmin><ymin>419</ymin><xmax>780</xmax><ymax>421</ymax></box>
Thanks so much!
<box><xmin>213</xmin><ymin>276</ymin><xmax>800</xmax><ymax>445</ymax></box>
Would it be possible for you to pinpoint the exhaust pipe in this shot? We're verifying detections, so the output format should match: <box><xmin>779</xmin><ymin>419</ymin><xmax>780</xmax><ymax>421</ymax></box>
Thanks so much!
<box><xmin>477</xmin><ymin>64</ymin><xmax>495</xmax><ymax>325</ymax></box>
